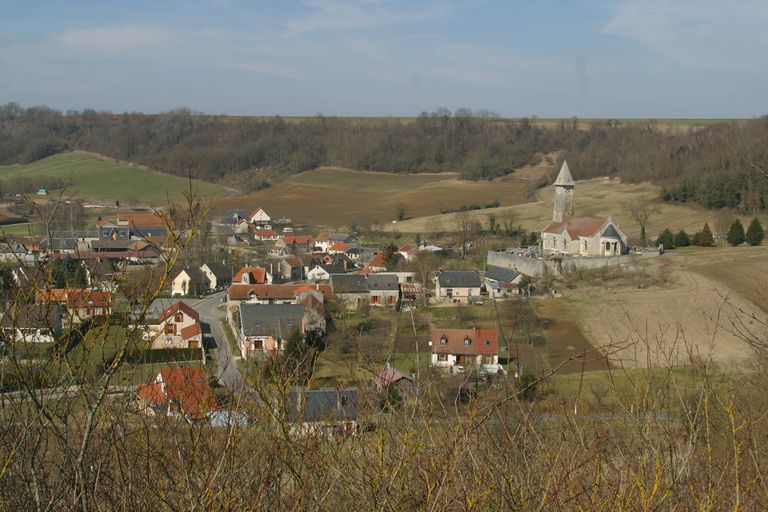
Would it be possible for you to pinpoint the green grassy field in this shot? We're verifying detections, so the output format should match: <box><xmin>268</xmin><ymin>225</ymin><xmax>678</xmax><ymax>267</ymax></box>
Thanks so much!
<box><xmin>0</xmin><ymin>151</ymin><xmax>229</xmax><ymax>206</ymax></box>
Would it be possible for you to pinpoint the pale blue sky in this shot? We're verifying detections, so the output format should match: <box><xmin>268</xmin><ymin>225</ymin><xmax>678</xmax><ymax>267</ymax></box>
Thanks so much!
<box><xmin>1</xmin><ymin>0</ymin><xmax>766</xmax><ymax>117</ymax></box>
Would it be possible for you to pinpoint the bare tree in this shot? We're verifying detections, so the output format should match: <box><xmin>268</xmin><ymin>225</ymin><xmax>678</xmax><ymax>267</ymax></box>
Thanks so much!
<box><xmin>629</xmin><ymin>203</ymin><xmax>659</xmax><ymax>246</ymax></box>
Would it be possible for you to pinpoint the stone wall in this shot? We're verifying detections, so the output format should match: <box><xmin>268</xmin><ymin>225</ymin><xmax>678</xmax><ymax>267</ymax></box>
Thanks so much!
<box><xmin>487</xmin><ymin>250</ymin><xmax>657</xmax><ymax>277</ymax></box>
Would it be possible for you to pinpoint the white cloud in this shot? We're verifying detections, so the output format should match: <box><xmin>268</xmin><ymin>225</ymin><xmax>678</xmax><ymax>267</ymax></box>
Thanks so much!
<box><xmin>603</xmin><ymin>0</ymin><xmax>768</xmax><ymax>69</ymax></box>
<box><xmin>54</xmin><ymin>25</ymin><xmax>183</xmax><ymax>56</ymax></box>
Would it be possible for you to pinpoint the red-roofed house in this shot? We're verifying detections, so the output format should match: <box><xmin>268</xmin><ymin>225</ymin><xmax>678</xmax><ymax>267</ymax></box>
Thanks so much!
<box><xmin>248</xmin><ymin>207</ymin><xmax>271</xmax><ymax>226</ymax></box>
<box><xmin>430</xmin><ymin>328</ymin><xmax>499</xmax><ymax>369</ymax></box>
<box><xmin>327</xmin><ymin>242</ymin><xmax>349</xmax><ymax>254</ymax></box>
<box><xmin>254</xmin><ymin>229</ymin><xmax>280</xmax><ymax>241</ymax></box>
<box><xmin>35</xmin><ymin>289</ymin><xmax>112</xmax><ymax>323</ymax></box>
<box><xmin>137</xmin><ymin>367</ymin><xmax>216</xmax><ymax>421</ymax></box>
<box><xmin>233</xmin><ymin>266</ymin><xmax>272</xmax><ymax>285</ymax></box>
<box><xmin>145</xmin><ymin>301</ymin><xmax>203</xmax><ymax>349</ymax></box>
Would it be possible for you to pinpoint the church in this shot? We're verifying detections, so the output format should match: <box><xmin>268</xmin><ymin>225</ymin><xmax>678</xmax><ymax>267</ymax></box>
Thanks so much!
<box><xmin>540</xmin><ymin>161</ymin><xmax>628</xmax><ymax>257</ymax></box>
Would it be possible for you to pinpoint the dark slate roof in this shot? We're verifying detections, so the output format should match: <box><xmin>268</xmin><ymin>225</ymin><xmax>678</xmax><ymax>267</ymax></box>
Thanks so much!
<box><xmin>90</xmin><ymin>240</ymin><xmax>136</xmax><ymax>251</ymax></box>
<box><xmin>203</xmin><ymin>262</ymin><xmax>231</xmax><ymax>280</ymax></box>
<box><xmin>366</xmin><ymin>274</ymin><xmax>399</xmax><ymax>291</ymax></box>
<box><xmin>329</xmin><ymin>233</ymin><xmax>358</xmax><ymax>244</ymax></box>
<box><xmin>602</xmin><ymin>224</ymin><xmax>622</xmax><ymax>239</ymax></box>
<box><xmin>239</xmin><ymin>303</ymin><xmax>304</xmax><ymax>337</ymax></box>
<box><xmin>0</xmin><ymin>304</ymin><xmax>60</xmax><ymax>330</ymax></box>
<box><xmin>436</xmin><ymin>271</ymin><xmax>481</xmax><ymax>288</ymax></box>
<box><xmin>330</xmin><ymin>274</ymin><xmax>369</xmax><ymax>293</ymax></box>
<box><xmin>484</xmin><ymin>266</ymin><xmax>520</xmax><ymax>283</ymax></box>
<box><xmin>184</xmin><ymin>267</ymin><xmax>210</xmax><ymax>285</ymax></box>
<box><xmin>286</xmin><ymin>388</ymin><xmax>358</xmax><ymax>423</ymax></box>
<box><xmin>318</xmin><ymin>264</ymin><xmax>349</xmax><ymax>275</ymax></box>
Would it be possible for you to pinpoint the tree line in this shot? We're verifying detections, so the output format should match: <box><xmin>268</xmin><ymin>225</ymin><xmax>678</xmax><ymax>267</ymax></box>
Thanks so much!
<box><xmin>1</xmin><ymin>102</ymin><xmax>767</xmax><ymax>210</ymax></box>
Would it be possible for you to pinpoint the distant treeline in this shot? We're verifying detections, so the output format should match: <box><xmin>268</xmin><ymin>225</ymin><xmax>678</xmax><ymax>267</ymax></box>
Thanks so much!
<box><xmin>1</xmin><ymin>103</ymin><xmax>767</xmax><ymax>210</ymax></box>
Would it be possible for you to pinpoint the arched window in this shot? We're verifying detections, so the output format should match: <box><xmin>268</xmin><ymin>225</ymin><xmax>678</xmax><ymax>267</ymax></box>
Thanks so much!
<box><xmin>463</xmin><ymin>337</ymin><xmax>471</xmax><ymax>347</ymax></box>
<box><xmin>439</xmin><ymin>336</ymin><xmax>448</xmax><ymax>346</ymax></box>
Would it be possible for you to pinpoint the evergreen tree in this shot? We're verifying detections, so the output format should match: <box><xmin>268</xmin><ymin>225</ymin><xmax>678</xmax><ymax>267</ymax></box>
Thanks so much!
<box><xmin>655</xmin><ymin>228</ymin><xmax>675</xmax><ymax>249</ymax></box>
<box><xmin>674</xmin><ymin>230</ymin><xmax>690</xmax><ymax>247</ymax></box>
<box><xmin>381</xmin><ymin>242</ymin><xmax>401</xmax><ymax>270</ymax></box>
<box><xmin>697</xmin><ymin>223</ymin><xmax>714</xmax><ymax>247</ymax></box>
<box><xmin>283</xmin><ymin>328</ymin><xmax>314</xmax><ymax>384</ymax></box>
<box><xmin>746</xmin><ymin>218</ymin><xmax>765</xmax><ymax>246</ymax></box>
<box><xmin>726</xmin><ymin>219</ymin><xmax>746</xmax><ymax>246</ymax></box>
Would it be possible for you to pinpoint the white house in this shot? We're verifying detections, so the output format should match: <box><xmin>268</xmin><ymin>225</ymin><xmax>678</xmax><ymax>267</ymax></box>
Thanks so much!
<box><xmin>249</xmin><ymin>207</ymin><xmax>271</xmax><ymax>226</ymax></box>
<box><xmin>171</xmin><ymin>268</ymin><xmax>210</xmax><ymax>296</ymax></box>
<box><xmin>430</xmin><ymin>328</ymin><xmax>499</xmax><ymax>370</ymax></box>
<box><xmin>434</xmin><ymin>271</ymin><xmax>482</xmax><ymax>304</ymax></box>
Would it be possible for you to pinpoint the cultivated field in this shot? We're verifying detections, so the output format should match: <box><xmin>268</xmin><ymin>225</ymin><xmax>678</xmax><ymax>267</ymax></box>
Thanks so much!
<box><xmin>569</xmin><ymin>246</ymin><xmax>768</xmax><ymax>369</ymax></box>
<box><xmin>0</xmin><ymin>151</ymin><xmax>230</xmax><ymax>206</ymax></box>
<box><xmin>214</xmin><ymin>165</ymin><xmax>551</xmax><ymax>227</ymax></box>
<box><xmin>387</xmin><ymin>176</ymin><xmax>768</xmax><ymax>240</ymax></box>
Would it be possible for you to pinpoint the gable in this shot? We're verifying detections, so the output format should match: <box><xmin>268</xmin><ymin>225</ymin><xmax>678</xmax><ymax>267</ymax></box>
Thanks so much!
<box><xmin>601</xmin><ymin>223</ymin><xmax>621</xmax><ymax>239</ymax></box>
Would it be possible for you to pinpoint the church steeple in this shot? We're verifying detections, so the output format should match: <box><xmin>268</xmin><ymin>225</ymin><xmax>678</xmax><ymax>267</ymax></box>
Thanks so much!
<box><xmin>552</xmin><ymin>160</ymin><xmax>575</xmax><ymax>222</ymax></box>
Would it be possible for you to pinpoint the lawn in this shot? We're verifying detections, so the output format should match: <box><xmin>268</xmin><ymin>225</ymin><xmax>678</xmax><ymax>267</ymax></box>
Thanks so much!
<box><xmin>0</xmin><ymin>150</ymin><xmax>229</xmax><ymax>206</ymax></box>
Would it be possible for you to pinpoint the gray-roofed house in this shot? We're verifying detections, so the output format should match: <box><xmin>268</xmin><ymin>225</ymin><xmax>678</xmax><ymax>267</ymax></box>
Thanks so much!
<box><xmin>328</xmin><ymin>233</ymin><xmax>358</xmax><ymax>245</ymax></box>
<box><xmin>171</xmin><ymin>268</ymin><xmax>211</xmax><ymax>297</ymax></box>
<box><xmin>285</xmin><ymin>387</ymin><xmax>358</xmax><ymax>436</ymax></box>
<box><xmin>238</xmin><ymin>303</ymin><xmax>305</xmax><ymax>359</ymax></box>
<box><xmin>331</xmin><ymin>273</ymin><xmax>400</xmax><ymax>309</ymax></box>
<box><xmin>201</xmin><ymin>262</ymin><xmax>232</xmax><ymax>290</ymax></box>
<box><xmin>0</xmin><ymin>304</ymin><xmax>62</xmax><ymax>344</ymax></box>
<box><xmin>434</xmin><ymin>270</ymin><xmax>483</xmax><ymax>304</ymax></box>
<box><xmin>484</xmin><ymin>266</ymin><xmax>523</xmax><ymax>298</ymax></box>
<box><xmin>306</xmin><ymin>263</ymin><xmax>349</xmax><ymax>282</ymax></box>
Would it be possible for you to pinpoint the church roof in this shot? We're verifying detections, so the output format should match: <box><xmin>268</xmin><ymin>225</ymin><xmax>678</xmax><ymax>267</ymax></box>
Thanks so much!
<box><xmin>554</xmin><ymin>160</ymin><xmax>575</xmax><ymax>186</ymax></box>
<box><xmin>543</xmin><ymin>216</ymin><xmax>607</xmax><ymax>238</ymax></box>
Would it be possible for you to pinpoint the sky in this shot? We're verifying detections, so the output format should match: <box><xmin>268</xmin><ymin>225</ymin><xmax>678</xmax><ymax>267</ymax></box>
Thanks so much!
<box><xmin>0</xmin><ymin>0</ymin><xmax>766</xmax><ymax>118</ymax></box>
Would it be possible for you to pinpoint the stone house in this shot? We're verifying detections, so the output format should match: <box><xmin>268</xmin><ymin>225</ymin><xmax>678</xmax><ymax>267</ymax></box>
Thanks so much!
<box><xmin>433</xmin><ymin>271</ymin><xmax>482</xmax><ymax>304</ymax></box>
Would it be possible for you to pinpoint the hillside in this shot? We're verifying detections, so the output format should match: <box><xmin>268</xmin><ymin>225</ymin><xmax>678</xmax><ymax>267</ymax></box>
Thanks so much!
<box><xmin>386</xmin><ymin>177</ymin><xmax>768</xmax><ymax>240</ymax></box>
<box><xmin>0</xmin><ymin>151</ymin><xmax>229</xmax><ymax>206</ymax></box>
<box><xmin>214</xmin><ymin>164</ymin><xmax>551</xmax><ymax>227</ymax></box>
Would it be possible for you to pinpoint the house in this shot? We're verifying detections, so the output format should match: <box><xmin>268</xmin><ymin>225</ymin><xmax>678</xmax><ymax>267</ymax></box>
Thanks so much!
<box><xmin>540</xmin><ymin>161</ymin><xmax>629</xmax><ymax>257</ymax></box>
<box><xmin>136</xmin><ymin>367</ymin><xmax>216</xmax><ymax>421</ymax></box>
<box><xmin>227</xmin><ymin>283</ymin><xmax>333</xmax><ymax>308</ymax></box>
<box><xmin>82</xmin><ymin>260</ymin><xmax>120</xmax><ymax>291</ymax></box>
<box><xmin>35</xmin><ymin>289</ymin><xmax>112</xmax><ymax>323</ymax></box>
<box><xmin>372</xmin><ymin>367</ymin><xmax>415</xmax><ymax>396</ymax></box>
<box><xmin>365</xmin><ymin>252</ymin><xmax>393</xmax><ymax>272</ymax></box>
<box><xmin>328</xmin><ymin>233</ymin><xmax>358</xmax><ymax>245</ymax></box>
<box><xmin>233</xmin><ymin>219</ymin><xmax>251</xmax><ymax>234</ymax></box>
<box><xmin>400</xmin><ymin>282</ymin><xmax>425</xmax><ymax>308</ymax></box>
<box><xmin>171</xmin><ymin>268</ymin><xmax>210</xmax><ymax>296</ymax></box>
<box><xmin>279</xmin><ymin>256</ymin><xmax>304</xmax><ymax>281</ymax></box>
<box><xmin>331</xmin><ymin>274</ymin><xmax>400</xmax><ymax>309</ymax></box>
<box><xmin>97</xmin><ymin>223</ymin><xmax>130</xmax><ymax>241</ymax></box>
<box><xmin>144</xmin><ymin>301</ymin><xmax>202</xmax><ymax>350</ymax></box>
<box><xmin>116</xmin><ymin>213</ymin><xmax>167</xmax><ymax>238</ymax></box>
<box><xmin>484</xmin><ymin>266</ymin><xmax>523</xmax><ymax>298</ymax></box>
<box><xmin>232</xmin><ymin>266</ymin><xmax>272</xmax><ymax>285</ymax></box>
<box><xmin>0</xmin><ymin>304</ymin><xmax>62</xmax><ymax>343</ymax></box>
<box><xmin>285</xmin><ymin>387</ymin><xmax>358</xmax><ymax>436</ymax></box>
<box><xmin>237</xmin><ymin>303</ymin><xmax>305</xmax><ymax>359</ymax></box>
<box><xmin>282</xmin><ymin>235</ymin><xmax>315</xmax><ymax>254</ymax></box>
<box><xmin>0</xmin><ymin>241</ymin><xmax>29</xmax><ymax>262</ymax></box>
<box><xmin>201</xmin><ymin>262</ymin><xmax>232</xmax><ymax>290</ymax></box>
<box><xmin>397</xmin><ymin>244</ymin><xmax>417</xmax><ymax>262</ymax></box>
<box><xmin>430</xmin><ymin>328</ymin><xmax>499</xmax><ymax>370</ymax></box>
<box><xmin>306</xmin><ymin>264</ymin><xmax>349</xmax><ymax>282</ymax></box>
<box><xmin>327</xmin><ymin>242</ymin><xmax>350</xmax><ymax>255</ymax></box>
<box><xmin>249</xmin><ymin>207</ymin><xmax>271</xmax><ymax>226</ymax></box>
<box><xmin>434</xmin><ymin>271</ymin><xmax>482</xmax><ymax>303</ymax></box>
<box><xmin>254</xmin><ymin>229</ymin><xmax>280</xmax><ymax>242</ymax></box>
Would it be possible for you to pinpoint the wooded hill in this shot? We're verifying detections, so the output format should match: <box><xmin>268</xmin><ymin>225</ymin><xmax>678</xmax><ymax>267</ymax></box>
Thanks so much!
<box><xmin>1</xmin><ymin>103</ymin><xmax>766</xmax><ymax>211</ymax></box>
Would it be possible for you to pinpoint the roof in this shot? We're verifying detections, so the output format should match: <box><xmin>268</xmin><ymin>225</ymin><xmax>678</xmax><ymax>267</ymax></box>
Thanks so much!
<box><xmin>283</xmin><ymin>235</ymin><xmax>314</xmax><ymax>245</ymax></box>
<box><xmin>283</xmin><ymin>256</ymin><xmax>303</xmax><ymax>267</ymax></box>
<box><xmin>159</xmin><ymin>301</ymin><xmax>200</xmax><ymax>323</ymax></box>
<box><xmin>484</xmin><ymin>266</ymin><xmax>521</xmax><ymax>283</ymax></box>
<box><xmin>373</xmin><ymin>368</ymin><xmax>413</xmax><ymax>387</ymax></box>
<box><xmin>249</xmin><ymin>206</ymin><xmax>269</xmax><ymax>218</ymax></box>
<box><xmin>0</xmin><ymin>304</ymin><xmax>60</xmax><ymax>329</ymax></box>
<box><xmin>554</xmin><ymin>160</ymin><xmax>575</xmax><ymax>186</ymax></box>
<box><xmin>35</xmin><ymin>289</ymin><xmax>112</xmax><ymax>308</ymax></box>
<box><xmin>239</xmin><ymin>303</ymin><xmax>304</xmax><ymax>337</ymax></box>
<box><xmin>542</xmin><ymin>216</ymin><xmax>608</xmax><ymax>238</ymax></box>
<box><xmin>368</xmin><ymin>253</ymin><xmax>389</xmax><ymax>268</ymax></box>
<box><xmin>117</xmin><ymin>213</ymin><xmax>165</xmax><ymax>227</ymax></box>
<box><xmin>285</xmin><ymin>388</ymin><xmax>358</xmax><ymax>423</ymax></box>
<box><xmin>435</xmin><ymin>271</ymin><xmax>482</xmax><ymax>288</ymax></box>
<box><xmin>228</xmin><ymin>283</ymin><xmax>333</xmax><ymax>301</ymax></box>
<box><xmin>366</xmin><ymin>274</ymin><xmax>399</xmax><ymax>291</ymax></box>
<box><xmin>328</xmin><ymin>242</ymin><xmax>349</xmax><ymax>252</ymax></box>
<box><xmin>178</xmin><ymin>267</ymin><xmax>210</xmax><ymax>286</ymax></box>
<box><xmin>328</xmin><ymin>233</ymin><xmax>357</xmax><ymax>243</ymax></box>
<box><xmin>254</xmin><ymin>229</ymin><xmax>278</xmax><ymax>237</ymax></box>
<box><xmin>431</xmin><ymin>328</ymin><xmax>499</xmax><ymax>355</ymax></box>
<box><xmin>181</xmin><ymin>323</ymin><xmax>202</xmax><ymax>340</ymax></box>
<box><xmin>330</xmin><ymin>274</ymin><xmax>368</xmax><ymax>293</ymax></box>
<box><xmin>233</xmin><ymin>267</ymin><xmax>268</xmax><ymax>284</ymax></box>
<box><xmin>202</xmin><ymin>262</ymin><xmax>231</xmax><ymax>280</ymax></box>
<box><xmin>137</xmin><ymin>367</ymin><xmax>216</xmax><ymax>420</ymax></box>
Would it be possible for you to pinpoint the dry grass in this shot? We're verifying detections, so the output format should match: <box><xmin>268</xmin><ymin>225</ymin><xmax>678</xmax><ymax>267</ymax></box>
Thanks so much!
<box><xmin>213</xmin><ymin>165</ymin><xmax>551</xmax><ymax>227</ymax></box>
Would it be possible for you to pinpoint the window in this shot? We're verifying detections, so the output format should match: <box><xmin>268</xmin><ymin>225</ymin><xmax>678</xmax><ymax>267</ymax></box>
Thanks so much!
<box><xmin>164</xmin><ymin>323</ymin><xmax>175</xmax><ymax>334</ymax></box>
<box><xmin>439</xmin><ymin>337</ymin><xmax>448</xmax><ymax>345</ymax></box>
<box><xmin>175</xmin><ymin>313</ymin><xmax>184</xmax><ymax>322</ymax></box>
<box><xmin>485</xmin><ymin>339</ymin><xmax>491</xmax><ymax>346</ymax></box>
<box><xmin>437</xmin><ymin>353</ymin><xmax>448</xmax><ymax>362</ymax></box>
<box><xmin>371</xmin><ymin>295</ymin><xmax>380</xmax><ymax>304</ymax></box>
<box><xmin>463</xmin><ymin>338</ymin><xmax>471</xmax><ymax>347</ymax></box>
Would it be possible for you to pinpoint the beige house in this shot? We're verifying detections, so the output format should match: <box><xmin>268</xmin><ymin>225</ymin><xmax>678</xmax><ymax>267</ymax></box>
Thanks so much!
<box><xmin>144</xmin><ymin>301</ymin><xmax>203</xmax><ymax>350</ymax></box>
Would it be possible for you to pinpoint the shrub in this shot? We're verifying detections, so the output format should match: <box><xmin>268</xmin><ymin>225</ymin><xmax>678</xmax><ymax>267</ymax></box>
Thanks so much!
<box><xmin>654</xmin><ymin>228</ymin><xmax>675</xmax><ymax>249</ymax></box>
<box><xmin>697</xmin><ymin>223</ymin><xmax>714</xmax><ymax>247</ymax></box>
<box><xmin>674</xmin><ymin>230</ymin><xmax>690</xmax><ymax>247</ymax></box>
<box><xmin>726</xmin><ymin>219</ymin><xmax>745</xmax><ymax>246</ymax></box>
<box><xmin>746</xmin><ymin>218</ymin><xmax>765</xmax><ymax>246</ymax></box>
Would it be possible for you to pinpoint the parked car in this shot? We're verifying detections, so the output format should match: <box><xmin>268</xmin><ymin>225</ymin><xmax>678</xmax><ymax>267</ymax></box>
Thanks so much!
<box><xmin>479</xmin><ymin>364</ymin><xmax>507</xmax><ymax>376</ymax></box>
<box><xmin>451</xmin><ymin>365</ymin><xmax>465</xmax><ymax>375</ymax></box>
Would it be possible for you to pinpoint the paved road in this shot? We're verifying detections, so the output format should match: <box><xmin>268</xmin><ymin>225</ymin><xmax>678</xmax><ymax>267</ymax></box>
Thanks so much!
<box><xmin>192</xmin><ymin>292</ymin><xmax>244</xmax><ymax>391</ymax></box>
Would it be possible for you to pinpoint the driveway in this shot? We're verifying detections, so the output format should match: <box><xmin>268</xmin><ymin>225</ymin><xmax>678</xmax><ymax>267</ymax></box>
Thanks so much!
<box><xmin>192</xmin><ymin>292</ymin><xmax>244</xmax><ymax>391</ymax></box>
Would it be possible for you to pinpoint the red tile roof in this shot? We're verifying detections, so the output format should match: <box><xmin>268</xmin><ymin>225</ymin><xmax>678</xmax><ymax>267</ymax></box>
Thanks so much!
<box><xmin>283</xmin><ymin>256</ymin><xmax>303</xmax><ymax>267</ymax></box>
<box><xmin>431</xmin><ymin>328</ymin><xmax>499</xmax><ymax>356</ymax></box>
<box><xmin>118</xmin><ymin>213</ymin><xmax>165</xmax><ymax>227</ymax></box>
<box><xmin>233</xmin><ymin>266</ymin><xmax>268</xmax><ymax>284</ymax></box>
<box><xmin>328</xmin><ymin>242</ymin><xmax>349</xmax><ymax>252</ymax></box>
<box><xmin>138</xmin><ymin>367</ymin><xmax>216</xmax><ymax>420</ymax></box>
<box><xmin>36</xmin><ymin>289</ymin><xmax>112</xmax><ymax>308</ymax></box>
<box><xmin>283</xmin><ymin>235</ymin><xmax>314</xmax><ymax>245</ymax></box>
<box><xmin>159</xmin><ymin>301</ymin><xmax>200</xmax><ymax>323</ymax></box>
<box><xmin>181</xmin><ymin>323</ymin><xmax>202</xmax><ymax>340</ymax></box>
<box><xmin>542</xmin><ymin>216</ymin><xmax>607</xmax><ymax>238</ymax></box>
<box><xmin>254</xmin><ymin>229</ymin><xmax>278</xmax><ymax>237</ymax></box>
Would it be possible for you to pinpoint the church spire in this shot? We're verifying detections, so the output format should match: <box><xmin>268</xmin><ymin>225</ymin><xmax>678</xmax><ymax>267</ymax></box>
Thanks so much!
<box><xmin>554</xmin><ymin>160</ymin><xmax>574</xmax><ymax>186</ymax></box>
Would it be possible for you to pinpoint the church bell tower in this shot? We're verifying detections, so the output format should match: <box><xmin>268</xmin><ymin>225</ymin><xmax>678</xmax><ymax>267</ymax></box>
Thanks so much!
<box><xmin>552</xmin><ymin>160</ymin><xmax>574</xmax><ymax>223</ymax></box>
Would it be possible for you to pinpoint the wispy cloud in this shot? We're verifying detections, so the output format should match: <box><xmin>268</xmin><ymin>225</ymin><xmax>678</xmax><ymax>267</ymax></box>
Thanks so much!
<box><xmin>603</xmin><ymin>0</ymin><xmax>768</xmax><ymax>69</ymax></box>
<box><xmin>284</xmin><ymin>0</ymin><xmax>439</xmax><ymax>35</ymax></box>
<box><xmin>54</xmin><ymin>25</ymin><xmax>183</xmax><ymax>56</ymax></box>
